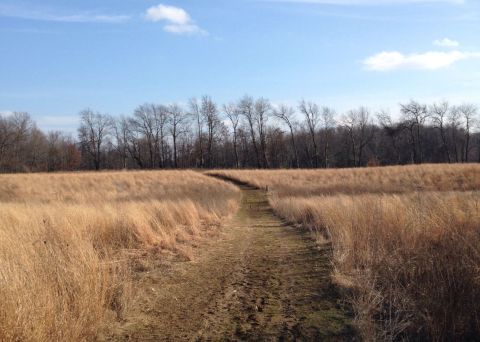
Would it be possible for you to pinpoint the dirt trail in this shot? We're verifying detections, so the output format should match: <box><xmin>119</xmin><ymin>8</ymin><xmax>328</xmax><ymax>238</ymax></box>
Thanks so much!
<box><xmin>102</xmin><ymin>181</ymin><xmax>353</xmax><ymax>341</ymax></box>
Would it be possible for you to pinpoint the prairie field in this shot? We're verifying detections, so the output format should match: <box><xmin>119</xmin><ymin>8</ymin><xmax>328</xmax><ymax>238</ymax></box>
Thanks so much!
<box><xmin>0</xmin><ymin>171</ymin><xmax>240</xmax><ymax>341</ymax></box>
<box><xmin>4</xmin><ymin>0</ymin><xmax>480</xmax><ymax>339</ymax></box>
<box><xmin>209</xmin><ymin>164</ymin><xmax>480</xmax><ymax>196</ymax></box>
<box><xmin>2</xmin><ymin>165</ymin><xmax>479</xmax><ymax>341</ymax></box>
<box><xmin>208</xmin><ymin>164</ymin><xmax>480</xmax><ymax>340</ymax></box>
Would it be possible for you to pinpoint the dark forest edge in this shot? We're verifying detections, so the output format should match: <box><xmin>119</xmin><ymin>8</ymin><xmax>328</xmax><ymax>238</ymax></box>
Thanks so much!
<box><xmin>1</xmin><ymin>96</ymin><xmax>479</xmax><ymax>173</ymax></box>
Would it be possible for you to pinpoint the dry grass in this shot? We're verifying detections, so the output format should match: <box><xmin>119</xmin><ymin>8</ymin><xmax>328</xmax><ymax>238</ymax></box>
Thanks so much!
<box><xmin>0</xmin><ymin>171</ymin><xmax>240</xmax><ymax>341</ymax></box>
<box><xmin>209</xmin><ymin>164</ymin><xmax>480</xmax><ymax>196</ymax></box>
<box><xmin>207</xmin><ymin>165</ymin><xmax>480</xmax><ymax>340</ymax></box>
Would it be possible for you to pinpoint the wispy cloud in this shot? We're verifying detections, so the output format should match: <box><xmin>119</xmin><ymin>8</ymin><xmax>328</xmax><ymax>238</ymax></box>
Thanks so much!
<box><xmin>434</xmin><ymin>38</ymin><xmax>460</xmax><ymax>47</ymax></box>
<box><xmin>145</xmin><ymin>4</ymin><xmax>207</xmax><ymax>35</ymax></box>
<box><xmin>37</xmin><ymin>115</ymin><xmax>79</xmax><ymax>126</ymax></box>
<box><xmin>364</xmin><ymin>50</ymin><xmax>480</xmax><ymax>71</ymax></box>
<box><xmin>0</xmin><ymin>110</ymin><xmax>14</xmax><ymax>118</ymax></box>
<box><xmin>0</xmin><ymin>4</ymin><xmax>130</xmax><ymax>23</ymax></box>
<box><xmin>263</xmin><ymin>0</ymin><xmax>465</xmax><ymax>5</ymax></box>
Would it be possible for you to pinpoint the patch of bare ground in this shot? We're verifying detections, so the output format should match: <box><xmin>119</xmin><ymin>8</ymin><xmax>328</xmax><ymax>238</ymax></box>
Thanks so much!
<box><xmin>100</xmin><ymin>182</ymin><xmax>353</xmax><ymax>341</ymax></box>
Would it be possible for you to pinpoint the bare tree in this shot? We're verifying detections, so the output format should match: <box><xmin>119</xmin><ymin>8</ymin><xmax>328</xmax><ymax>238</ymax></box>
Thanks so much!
<box><xmin>254</xmin><ymin>98</ymin><xmax>271</xmax><ymax>168</ymax></box>
<box><xmin>46</xmin><ymin>131</ymin><xmax>66</xmax><ymax>171</ymax></box>
<box><xmin>4</xmin><ymin>96</ymin><xmax>479</xmax><ymax>172</ymax></box>
<box><xmin>153</xmin><ymin>104</ymin><xmax>169</xmax><ymax>168</ymax></box>
<box><xmin>299</xmin><ymin>100</ymin><xmax>320</xmax><ymax>167</ymax></box>
<box><xmin>78</xmin><ymin>109</ymin><xmax>113</xmax><ymax>170</ymax></box>
<box><xmin>239</xmin><ymin>95</ymin><xmax>261</xmax><ymax>168</ymax></box>
<box><xmin>224</xmin><ymin>102</ymin><xmax>241</xmax><ymax>168</ymax></box>
<box><xmin>125</xmin><ymin>122</ymin><xmax>145</xmax><ymax>168</ymax></box>
<box><xmin>237</xmin><ymin>127</ymin><xmax>249</xmax><ymax>168</ymax></box>
<box><xmin>24</xmin><ymin>125</ymin><xmax>47</xmax><ymax>171</ymax></box>
<box><xmin>167</xmin><ymin>104</ymin><xmax>188</xmax><ymax>168</ymax></box>
<box><xmin>0</xmin><ymin>112</ymin><xmax>32</xmax><ymax>169</ymax></box>
<box><xmin>58</xmin><ymin>134</ymin><xmax>81</xmax><ymax>171</ymax></box>
<box><xmin>189</xmin><ymin>98</ymin><xmax>204</xmax><ymax>168</ymax></box>
<box><xmin>377</xmin><ymin>110</ymin><xmax>404</xmax><ymax>165</ymax></box>
<box><xmin>113</xmin><ymin>116</ymin><xmax>129</xmax><ymax>169</ymax></box>
<box><xmin>131</xmin><ymin>104</ymin><xmax>158</xmax><ymax>168</ymax></box>
<box><xmin>342</xmin><ymin>107</ymin><xmax>374</xmax><ymax>167</ymax></box>
<box><xmin>273</xmin><ymin>104</ymin><xmax>299</xmax><ymax>168</ymax></box>
<box><xmin>321</xmin><ymin>107</ymin><xmax>336</xmax><ymax>168</ymax></box>
<box><xmin>400</xmin><ymin>100</ymin><xmax>429</xmax><ymax>164</ymax></box>
<box><xmin>430</xmin><ymin>101</ymin><xmax>451</xmax><ymax>163</ymax></box>
<box><xmin>201</xmin><ymin>96</ymin><xmax>220</xmax><ymax>168</ymax></box>
<box><xmin>448</xmin><ymin>106</ymin><xmax>462</xmax><ymax>163</ymax></box>
<box><xmin>457</xmin><ymin>103</ymin><xmax>478</xmax><ymax>162</ymax></box>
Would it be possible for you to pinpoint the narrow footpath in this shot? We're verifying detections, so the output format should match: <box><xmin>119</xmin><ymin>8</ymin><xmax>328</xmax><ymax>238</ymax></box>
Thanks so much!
<box><xmin>102</xmin><ymin>180</ymin><xmax>353</xmax><ymax>341</ymax></box>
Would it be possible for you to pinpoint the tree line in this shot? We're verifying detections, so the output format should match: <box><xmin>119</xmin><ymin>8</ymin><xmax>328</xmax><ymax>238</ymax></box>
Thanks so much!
<box><xmin>1</xmin><ymin>96</ymin><xmax>479</xmax><ymax>173</ymax></box>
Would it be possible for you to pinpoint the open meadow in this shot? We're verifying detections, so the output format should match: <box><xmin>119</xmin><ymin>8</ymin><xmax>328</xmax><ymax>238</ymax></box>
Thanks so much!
<box><xmin>1</xmin><ymin>165</ymin><xmax>479</xmax><ymax>341</ymax></box>
<box><xmin>0</xmin><ymin>171</ymin><xmax>240</xmax><ymax>341</ymax></box>
<box><xmin>3</xmin><ymin>0</ymin><xmax>480</xmax><ymax>340</ymax></box>
<box><xmin>207</xmin><ymin>164</ymin><xmax>480</xmax><ymax>340</ymax></box>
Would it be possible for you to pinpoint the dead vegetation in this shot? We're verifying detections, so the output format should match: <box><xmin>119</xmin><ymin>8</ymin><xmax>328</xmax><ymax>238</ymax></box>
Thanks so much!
<box><xmin>209</xmin><ymin>164</ymin><xmax>480</xmax><ymax>196</ymax></box>
<box><xmin>0</xmin><ymin>170</ymin><xmax>240</xmax><ymax>341</ymax></box>
<box><xmin>207</xmin><ymin>164</ymin><xmax>480</xmax><ymax>340</ymax></box>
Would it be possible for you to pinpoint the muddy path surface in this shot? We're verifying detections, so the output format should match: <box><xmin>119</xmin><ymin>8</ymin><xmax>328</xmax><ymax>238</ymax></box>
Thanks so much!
<box><xmin>102</xmin><ymin>181</ymin><xmax>353</xmax><ymax>341</ymax></box>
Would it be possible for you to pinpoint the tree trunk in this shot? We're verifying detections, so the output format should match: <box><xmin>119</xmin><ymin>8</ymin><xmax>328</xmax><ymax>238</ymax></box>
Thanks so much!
<box><xmin>289</xmin><ymin>127</ymin><xmax>299</xmax><ymax>169</ymax></box>
<box><xmin>248</xmin><ymin>123</ymin><xmax>261</xmax><ymax>168</ymax></box>
<box><xmin>233</xmin><ymin>130</ymin><xmax>239</xmax><ymax>168</ymax></box>
<box><xmin>173</xmin><ymin>134</ymin><xmax>178</xmax><ymax>168</ymax></box>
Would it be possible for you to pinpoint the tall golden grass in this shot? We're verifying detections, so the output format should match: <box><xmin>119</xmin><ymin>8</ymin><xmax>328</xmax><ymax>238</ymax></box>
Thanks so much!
<box><xmin>209</xmin><ymin>164</ymin><xmax>480</xmax><ymax>196</ymax></box>
<box><xmin>0</xmin><ymin>171</ymin><xmax>240</xmax><ymax>341</ymax></box>
<box><xmin>208</xmin><ymin>165</ymin><xmax>480</xmax><ymax>340</ymax></box>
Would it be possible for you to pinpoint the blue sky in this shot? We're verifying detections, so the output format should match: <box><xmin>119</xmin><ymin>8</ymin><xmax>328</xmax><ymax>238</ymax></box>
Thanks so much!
<box><xmin>0</xmin><ymin>0</ymin><xmax>479</xmax><ymax>131</ymax></box>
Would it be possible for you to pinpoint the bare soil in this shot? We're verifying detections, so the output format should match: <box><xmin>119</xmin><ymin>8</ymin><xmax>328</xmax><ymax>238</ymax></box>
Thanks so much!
<box><xmin>100</xmin><ymin>181</ymin><xmax>353</xmax><ymax>341</ymax></box>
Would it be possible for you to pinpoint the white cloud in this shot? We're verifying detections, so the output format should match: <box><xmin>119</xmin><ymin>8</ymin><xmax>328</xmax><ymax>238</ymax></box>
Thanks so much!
<box><xmin>145</xmin><ymin>4</ymin><xmax>207</xmax><ymax>35</ymax></box>
<box><xmin>364</xmin><ymin>50</ymin><xmax>480</xmax><ymax>71</ymax></box>
<box><xmin>164</xmin><ymin>24</ymin><xmax>204</xmax><ymax>34</ymax></box>
<box><xmin>145</xmin><ymin>4</ymin><xmax>190</xmax><ymax>24</ymax></box>
<box><xmin>36</xmin><ymin>116</ymin><xmax>79</xmax><ymax>133</ymax></box>
<box><xmin>0</xmin><ymin>5</ymin><xmax>129</xmax><ymax>23</ymax></box>
<box><xmin>0</xmin><ymin>110</ymin><xmax>14</xmax><ymax>118</ymax></box>
<box><xmin>434</xmin><ymin>38</ymin><xmax>460</xmax><ymax>47</ymax></box>
<box><xmin>37</xmin><ymin>116</ymin><xmax>79</xmax><ymax>126</ymax></box>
